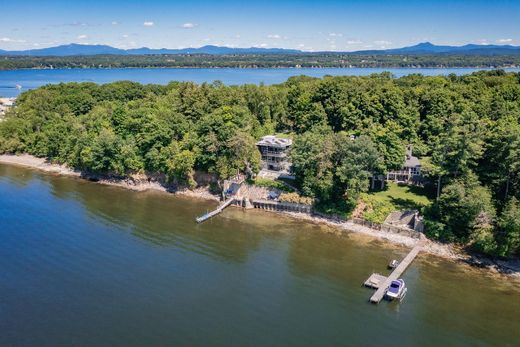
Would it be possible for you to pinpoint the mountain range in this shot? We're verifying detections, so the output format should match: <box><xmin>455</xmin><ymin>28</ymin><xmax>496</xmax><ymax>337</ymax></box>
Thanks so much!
<box><xmin>1</xmin><ymin>42</ymin><xmax>520</xmax><ymax>56</ymax></box>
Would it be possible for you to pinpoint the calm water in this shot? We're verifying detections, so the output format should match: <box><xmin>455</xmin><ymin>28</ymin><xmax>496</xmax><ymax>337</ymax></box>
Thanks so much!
<box><xmin>1</xmin><ymin>67</ymin><xmax>520</xmax><ymax>97</ymax></box>
<box><xmin>1</xmin><ymin>164</ymin><xmax>519</xmax><ymax>346</ymax></box>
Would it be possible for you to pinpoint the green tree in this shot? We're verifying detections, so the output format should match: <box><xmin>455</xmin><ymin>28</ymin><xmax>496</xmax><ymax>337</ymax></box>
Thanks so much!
<box><xmin>496</xmin><ymin>197</ymin><xmax>520</xmax><ymax>257</ymax></box>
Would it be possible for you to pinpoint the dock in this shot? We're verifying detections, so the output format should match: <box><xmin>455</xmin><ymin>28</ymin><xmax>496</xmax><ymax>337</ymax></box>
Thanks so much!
<box><xmin>365</xmin><ymin>241</ymin><xmax>424</xmax><ymax>303</ymax></box>
<box><xmin>195</xmin><ymin>197</ymin><xmax>234</xmax><ymax>223</ymax></box>
<box><xmin>363</xmin><ymin>273</ymin><xmax>387</xmax><ymax>289</ymax></box>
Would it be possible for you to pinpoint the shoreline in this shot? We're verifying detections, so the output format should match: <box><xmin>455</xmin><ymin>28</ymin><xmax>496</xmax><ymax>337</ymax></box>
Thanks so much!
<box><xmin>1</xmin><ymin>153</ymin><xmax>518</xmax><ymax>279</ymax></box>
<box><xmin>1</xmin><ymin>66</ymin><xmax>520</xmax><ymax>72</ymax></box>
<box><xmin>0</xmin><ymin>154</ymin><xmax>219</xmax><ymax>202</ymax></box>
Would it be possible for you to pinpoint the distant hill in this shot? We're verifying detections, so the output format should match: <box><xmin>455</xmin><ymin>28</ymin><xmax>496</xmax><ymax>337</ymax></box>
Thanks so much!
<box><xmin>0</xmin><ymin>44</ymin><xmax>302</xmax><ymax>56</ymax></box>
<box><xmin>0</xmin><ymin>44</ymin><xmax>126</xmax><ymax>56</ymax></box>
<box><xmin>1</xmin><ymin>42</ymin><xmax>520</xmax><ymax>56</ymax></box>
<box><xmin>354</xmin><ymin>42</ymin><xmax>520</xmax><ymax>55</ymax></box>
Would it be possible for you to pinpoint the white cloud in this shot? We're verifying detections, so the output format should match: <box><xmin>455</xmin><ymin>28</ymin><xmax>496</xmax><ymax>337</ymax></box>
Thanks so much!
<box><xmin>298</xmin><ymin>43</ymin><xmax>305</xmax><ymax>48</ymax></box>
<box><xmin>329</xmin><ymin>32</ymin><xmax>343</xmax><ymax>37</ymax></box>
<box><xmin>374</xmin><ymin>40</ymin><xmax>392</xmax><ymax>45</ymax></box>
<box><xmin>254</xmin><ymin>43</ymin><xmax>268</xmax><ymax>48</ymax></box>
<box><xmin>474</xmin><ymin>38</ymin><xmax>490</xmax><ymax>45</ymax></box>
<box><xmin>346</xmin><ymin>39</ymin><xmax>362</xmax><ymax>45</ymax></box>
<box><xmin>181</xmin><ymin>23</ymin><xmax>197</xmax><ymax>29</ymax></box>
<box><xmin>112</xmin><ymin>21</ymin><xmax>119</xmax><ymax>25</ymax></box>
<box><xmin>0</xmin><ymin>37</ymin><xmax>26</xmax><ymax>43</ymax></box>
<box><xmin>267</xmin><ymin>34</ymin><xmax>281</xmax><ymax>39</ymax></box>
<box><xmin>143</xmin><ymin>21</ymin><xmax>154</xmax><ymax>27</ymax></box>
<box><xmin>77</xmin><ymin>34</ymin><xmax>88</xmax><ymax>39</ymax></box>
<box><xmin>122</xmin><ymin>34</ymin><xmax>129</xmax><ymax>38</ymax></box>
<box><xmin>497</xmin><ymin>38</ymin><xmax>513</xmax><ymax>43</ymax></box>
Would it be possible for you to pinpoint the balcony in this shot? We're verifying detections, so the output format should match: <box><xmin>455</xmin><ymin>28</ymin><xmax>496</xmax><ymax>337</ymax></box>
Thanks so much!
<box><xmin>260</xmin><ymin>150</ymin><xmax>287</xmax><ymax>157</ymax></box>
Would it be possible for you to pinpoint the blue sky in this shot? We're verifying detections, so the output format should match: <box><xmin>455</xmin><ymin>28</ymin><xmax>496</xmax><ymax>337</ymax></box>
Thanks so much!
<box><xmin>1</xmin><ymin>0</ymin><xmax>519</xmax><ymax>51</ymax></box>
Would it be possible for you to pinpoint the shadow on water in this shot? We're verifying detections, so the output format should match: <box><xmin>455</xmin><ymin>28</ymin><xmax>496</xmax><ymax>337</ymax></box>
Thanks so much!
<box><xmin>0</xmin><ymin>164</ymin><xmax>37</xmax><ymax>187</ymax></box>
<box><xmin>41</xmin><ymin>171</ymin><xmax>267</xmax><ymax>264</ymax></box>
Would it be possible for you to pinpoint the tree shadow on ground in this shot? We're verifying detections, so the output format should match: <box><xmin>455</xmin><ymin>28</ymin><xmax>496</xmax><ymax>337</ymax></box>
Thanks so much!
<box><xmin>388</xmin><ymin>197</ymin><xmax>425</xmax><ymax>211</ymax></box>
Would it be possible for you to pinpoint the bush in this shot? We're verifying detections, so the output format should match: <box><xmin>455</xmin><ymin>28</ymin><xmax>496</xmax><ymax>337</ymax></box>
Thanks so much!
<box><xmin>359</xmin><ymin>193</ymin><xmax>394</xmax><ymax>224</ymax></box>
<box><xmin>314</xmin><ymin>198</ymin><xmax>357</xmax><ymax>219</ymax></box>
<box><xmin>279</xmin><ymin>192</ymin><xmax>314</xmax><ymax>205</ymax></box>
<box><xmin>254</xmin><ymin>178</ymin><xmax>295</xmax><ymax>193</ymax></box>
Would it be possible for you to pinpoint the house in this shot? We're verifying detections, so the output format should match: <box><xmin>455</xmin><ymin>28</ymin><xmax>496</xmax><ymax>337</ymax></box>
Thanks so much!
<box><xmin>386</xmin><ymin>145</ymin><xmax>422</xmax><ymax>183</ymax></box>
<box><xmin>256</xmin><ymin>135</ymin><xmax>292</xmax><ymax>172</ymax></box>
<box><xmin>0</xmin><ymin>97</ymin><xmax>16</xmax><ymax>118</ymax></box>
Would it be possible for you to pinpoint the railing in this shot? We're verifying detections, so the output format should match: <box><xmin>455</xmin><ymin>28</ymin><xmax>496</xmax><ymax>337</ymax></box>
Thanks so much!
<box><xmin>260</xmin><ymin>151</ymin><xmax>287</xmax><ymax>157</ymax></box>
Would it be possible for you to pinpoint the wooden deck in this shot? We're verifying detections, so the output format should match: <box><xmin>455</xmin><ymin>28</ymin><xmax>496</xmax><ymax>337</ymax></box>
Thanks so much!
<box><xmin>368</xmin><ymin>241</ymin><xmax>425</xmax><ymax>303</ymax></box>
<box><xmin>363</xmin><ymin>273</ymin><xmax>387</xmax><ymax>289</ymax></box>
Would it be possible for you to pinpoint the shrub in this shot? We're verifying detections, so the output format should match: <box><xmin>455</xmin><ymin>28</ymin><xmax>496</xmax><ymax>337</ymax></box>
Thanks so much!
<box><xmin>254</xmin><ymin>178</ymin><xmax>295</xmax><ymax>193</ymax></box>
<box><xmin>279</xmin><ymin>192</ymin><xmax>314</xmax><ymax>205</ymax></box>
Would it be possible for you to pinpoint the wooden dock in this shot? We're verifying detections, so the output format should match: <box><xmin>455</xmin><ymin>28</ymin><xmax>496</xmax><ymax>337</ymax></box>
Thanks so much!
<box><xmin>363</xmin><ymin>273</ymin><xmax>387</xmax><ymax>289</ymax></box>
<box><xmin>367</xmin><ymin>241</ymin><xmax>424</xmax><ymax>304</ymax></box>
<box><xmin>195</xmin><ymin>198</ymin><xmax>234</xmax><ymax>223</ymax></box>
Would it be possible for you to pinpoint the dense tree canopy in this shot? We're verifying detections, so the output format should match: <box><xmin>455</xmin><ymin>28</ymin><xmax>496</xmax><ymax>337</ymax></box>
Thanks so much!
<box><xmin>2</xmin><ymin>53</ymin><xmax>520</xmax><ymax>70</ymax></box>
<box><xmin>1</xmin><ymin>70</ymin><xmax>519</xmax><ymax>256</ymax></box>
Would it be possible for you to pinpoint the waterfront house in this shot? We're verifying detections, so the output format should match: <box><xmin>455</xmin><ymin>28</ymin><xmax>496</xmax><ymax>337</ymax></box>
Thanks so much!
<box><xmin>256</xmin><ymin>135</ymin><xmax>292</xmax><ymax>172</ymax></box>
<box><xmin>0</xmin><ymin>97</ymin><xmax>16</xmax><ymax>118</ymax></box>
<box><xmin>386</xmin><ymin>145</ymin><xmax>422</xmax><ymax>183</ymax></box>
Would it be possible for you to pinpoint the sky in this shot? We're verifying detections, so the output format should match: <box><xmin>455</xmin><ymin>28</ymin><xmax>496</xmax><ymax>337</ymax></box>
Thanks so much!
<box><xmin>1</xmin><ymin>0</ymin><xmax>519</xmax><ymax>52</ymax></box>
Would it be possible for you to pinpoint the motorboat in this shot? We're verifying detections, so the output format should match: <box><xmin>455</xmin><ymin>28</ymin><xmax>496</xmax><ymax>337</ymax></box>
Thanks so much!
<box><xmin>385</xmin><ymin>279</ymin><xmax>407</xmax><ymax>301</ymax></box>
<box><xmin>388</xmin><ymin>259</ymin><xmax>399</xmax><ymax>269</ymax></box>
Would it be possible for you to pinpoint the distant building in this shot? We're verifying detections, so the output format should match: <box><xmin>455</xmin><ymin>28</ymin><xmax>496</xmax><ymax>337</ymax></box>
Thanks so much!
<box><xmin>386</xmin><ymin>145</ymin><xmax>422</xmax><ymax>183</ymax></box>
<box><xmin>256</xmin><ymin>135</ymin><xmax>292</xmax><ymax>172</ymax></box>
<box><xmin>0</xmin><ymin>97</ymin><xmax>16</xmax><ymax>118</ymax></box>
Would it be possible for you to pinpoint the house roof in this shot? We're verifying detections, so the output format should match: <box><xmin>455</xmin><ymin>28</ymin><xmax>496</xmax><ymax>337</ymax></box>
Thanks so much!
<box><xmin>405</xmin><ymin>155</ymin><xmax>421</xmax><ymax>168</ymax></box>
<box><xmin>256</xmin><ymin>135</ymin><xmax>292</xmax><ymax>148</ymax></box>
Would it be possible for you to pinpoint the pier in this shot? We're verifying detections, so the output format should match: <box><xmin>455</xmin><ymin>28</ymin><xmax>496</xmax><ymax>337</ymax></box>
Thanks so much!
<box><xmin>365</xmin><ymin>241</ymin><xmax>425</xmax><ymax>303</ymax></box>
<box><xmin>195</xmin><ymin>197</ymin><xmax>235</xmax><ymax>223</ymax></box>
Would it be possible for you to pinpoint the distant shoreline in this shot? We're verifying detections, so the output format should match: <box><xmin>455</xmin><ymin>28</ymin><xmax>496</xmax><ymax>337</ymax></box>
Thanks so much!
<box><xmin>1</xmin><ymin>66</ymin><xmax>520</xmax><ymax>72</ymax></box>
<box><xmin>1</xmin><ymin>153</ymin><xmax>519</xmax><ymax>279</ymax></box>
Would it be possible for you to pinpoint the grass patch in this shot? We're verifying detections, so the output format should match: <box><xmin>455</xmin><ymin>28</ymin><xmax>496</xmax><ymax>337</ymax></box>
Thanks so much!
<box><xmin>369</xmin><ymin>182</ymin><xmax>432</xmax><ymax>209</ymax></box>
<box><xmin>360</xmin><ymin>183</ymin><xmax>433</xmax><ymax>223</ymax></box>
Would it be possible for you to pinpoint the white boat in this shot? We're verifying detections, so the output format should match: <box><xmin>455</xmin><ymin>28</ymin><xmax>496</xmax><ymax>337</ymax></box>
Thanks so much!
<box><xmin>385</xmin><ymin>279</ymin><xmax>407</xmax><ymax>301</ymax></box>
<box><xmin>388</xmin><ymin>259</ymin><xmax>399</xmax><ymax>269</ymax></box>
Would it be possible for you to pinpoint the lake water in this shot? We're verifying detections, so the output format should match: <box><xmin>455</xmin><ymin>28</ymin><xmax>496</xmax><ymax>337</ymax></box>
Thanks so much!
<box><xmin>1</xmin><ymin>163</ymin><xmax>519</xmax><ymax>346</ymax></box>
<box><xmin>1</xmin><ymin>67</ymin><xmax>520</xmax><ymax>97</ymax></box>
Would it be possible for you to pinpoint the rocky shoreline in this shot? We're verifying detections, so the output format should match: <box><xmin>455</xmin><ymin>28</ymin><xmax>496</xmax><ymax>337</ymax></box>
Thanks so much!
<box><xmin>1</xmin><ymin>153</ymin><xmax>518</xmax><ymax>279</ymax></box>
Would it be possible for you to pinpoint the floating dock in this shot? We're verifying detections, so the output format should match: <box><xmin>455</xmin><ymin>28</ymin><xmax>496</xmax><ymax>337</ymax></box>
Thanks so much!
<box><xmin>365</xmin><ymin>241</ymin><xmax>424</xmax><ymax>303</ymax></box>
<box><xmin>363</xmin><ymin>273</ymin><xmax>387</xmax><ymax>289</ymax></box>
<box><xmin>195</xmin><ymin>198</ymin><xmax>234</xmax><ymax>223</ymax></box>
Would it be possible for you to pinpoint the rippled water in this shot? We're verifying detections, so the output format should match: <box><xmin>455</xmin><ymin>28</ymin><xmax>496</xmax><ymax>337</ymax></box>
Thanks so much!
<box><xmin>2</xmin><ymin>67</ymin><xmax>520</xmax><ymax>97</ymax></box>
<box><xmin>1</xmin><ymin>164</ymin><xmax>519</xmax><ymax>346</ymax></box>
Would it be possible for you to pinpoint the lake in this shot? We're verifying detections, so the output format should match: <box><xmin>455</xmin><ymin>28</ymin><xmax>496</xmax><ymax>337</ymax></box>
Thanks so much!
<box><xmin>1</xmin><ymin>163</ymin><xmax>519</xmax><ymax>346</ymax></box>
<box><xmin>1</xmin><ymin>67</ymin><xmax>520</xmax><ymax>97</ymax></box>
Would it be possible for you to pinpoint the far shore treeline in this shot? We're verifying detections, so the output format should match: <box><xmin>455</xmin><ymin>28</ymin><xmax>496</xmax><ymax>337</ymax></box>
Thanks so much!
<box><xmin>0</xmin><ymin>71</ymin><xmax>519</xmax><ymax>258</ymax></box>
<box><xmin>1</xmin><ymin>54</ymin><xmax>520</xmax><ymax>70</ymax></box>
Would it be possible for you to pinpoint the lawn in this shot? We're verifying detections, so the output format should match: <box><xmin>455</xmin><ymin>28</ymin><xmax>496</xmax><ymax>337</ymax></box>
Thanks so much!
<box><xmin>369</xmin><ymin>183</ymin><xmax>432</xmax><ymax>209</ymax></box>
<box><xmin>360</xmin><ymin>183</ymin><xmax>433</xmax><ymax>223</ymax></box>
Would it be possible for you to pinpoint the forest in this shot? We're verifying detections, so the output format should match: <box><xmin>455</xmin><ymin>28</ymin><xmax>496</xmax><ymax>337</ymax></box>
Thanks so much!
<box><xmin>0</xmin><ymin>70</ymin><xmax>519</xmax><ymax>258</ymax></box>
<box><xmin>1</xmin><ymin>53</ymin><xmax>520</xmax><ymax>70</ymax></box>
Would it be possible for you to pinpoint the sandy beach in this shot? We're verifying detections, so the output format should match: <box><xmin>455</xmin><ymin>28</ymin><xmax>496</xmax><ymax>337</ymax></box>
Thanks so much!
<box><xmin>1</xmin><ymin>153</ymin><xmax>518</xmax><ymax>278</ymax></box>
